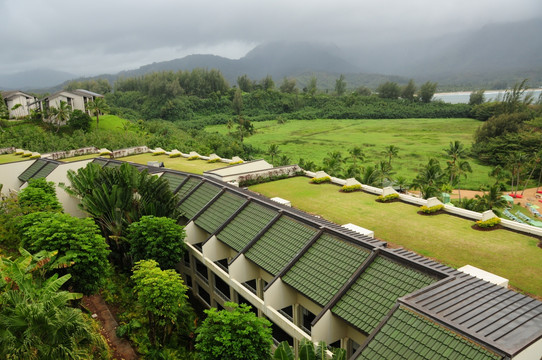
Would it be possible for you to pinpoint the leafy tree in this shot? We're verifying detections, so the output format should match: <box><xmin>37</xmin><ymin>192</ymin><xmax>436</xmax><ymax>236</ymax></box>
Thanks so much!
<box><xmin>85</xmin><ymin>97</ymin><xmax>110</xmax><ymax>129</ymax></box>
<box><xmin>68</xmin><ymin>109</ymin><xmax>92</xmax><ymax>132</ymax></box>
<box><xmin>237</xmin><ymin>74</ymin><xmax>253</xmax><ymax>92</ymax></box>
<box><xmin>419</xmin><ymin>81</ymin><xmax>438</xmax><ymax>103</ymax></box>
<box><xmin>0</xmin><ymin>97</ymin><xmax>9</xmax><ymax>119</ymax></box>
<box><xmin>50</xmin><ymin>100</ymin><xmax>72</xmax><ymax>132</ymax></box>
<box><xmin>474</xmin><ymin>184</ymin><xmax>509</xmax><ymax>212</ymax></box>
<box><xmin>274</xmin><ymin>339</ymin><xmax>346</xmax><ymax>360</ymax></box>
<box><xmin>307</xmin><ymin>76</ymin><xmax>318</xmax><ymax>96</ymax></box>
<box><xmin>18</xmin><ymin>178</ymin><xmax>62</xmax><ymax>213</ymax></box>
<box><xmin>355</xmin><ymin>86</ymin><xmax>372</xmax><ymax>96</ymax></box>
<box><xmin>502</xmin><ymin>79</ymin><xmax>533</xmax><ymax>114</ymax></box>
<box><xmin>335</xmin><ymin>74</ymin><xmax>347</xmax><ymax>96</ymax></box>
<box><xmin>232</xmin><ymin>88</ymin><xmax>243</xmax><ymax>116</ymax></box>
<box><xmin>19</xmin><ymin>212</ymin><xmax>110</xmax><ymax>295</ymax></box>
<box><xmin>377</xmin><ymin>81</ymin><xmax>400</xmax><ymax>99</ymax></box>
<box><xmin>0</xmin><ymin>250</ymin><xmax>109</xmax><ymax>359</ymax></box>
<box><xmin>401</xmin><ymin>79</ymin><xmax>417</xmax><ymax>101</ymax></box>
<box><xmin>261</xmin><ymin>75</ymin><xmax>275</xmax><ymax>91</ymax></box>
<box><xmin>268</xmin><ymin>144</ymin><xmax>281</xmax><ymax>165</ymax></box>
<box><xmin>280</xmin><ymin>77</ymin><xmax>298</xmax><ymax>94</ymax></box>
<box><xmin>131</xmin><ymin>260</ymin><xmax>191</xmax><ymax>347</ymax></box>
<box><xmin>473</xmin><ymin>112</ymin><xmax>530</xmax><ymax>144</ymax></box>
<box><xmin>127</xmin><ymin>215</ymin><xmax>186</xmax><ymax>269</ymax></box>
<box><xmin>195</xmin><ymin>302</ymin><xmax>273</xmax><ymax>360</ymax></box>
<box><xmin>469</xmin><ymin>89</ymin><xmax>485</xmax><ymax>106</ymax></box>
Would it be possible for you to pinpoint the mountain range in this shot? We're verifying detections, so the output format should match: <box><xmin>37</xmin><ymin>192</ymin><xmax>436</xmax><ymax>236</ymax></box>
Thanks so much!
<box><xmin>2</xmin><ymin>18</ymin><xmax>541</xmax><ymax>92</ymax></box>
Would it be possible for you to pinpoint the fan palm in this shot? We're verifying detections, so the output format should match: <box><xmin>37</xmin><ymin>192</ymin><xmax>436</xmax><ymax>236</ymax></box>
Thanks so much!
<box><xmin>85</xmin><ymin>97</ymin><xmax>109</xmax><ymax>129</ymax></box>
<box><xmin>50</xmin><ymin>100</ymin><xmax>72</xmax><ymax>133</ymax></box>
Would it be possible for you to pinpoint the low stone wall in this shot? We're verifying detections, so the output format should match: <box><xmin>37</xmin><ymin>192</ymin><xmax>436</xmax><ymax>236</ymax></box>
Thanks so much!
<box><xmin>237</xmin><ymin>165</ymin><xmax>302</xmax><ymax>186</ymax></box>
<box><xmin>45</xmin><ymin>147</ymin><xmax>99</xmax><ymax>160</ymax></box>
<box><xmin>111</xmin><ymin>146</ymin><xmax>149</xmax><ymax>159</ymax></box>
<box><xmin>0</xmin><ymin>147</ymin><xmax>15</xmax><ymax>154</ymax></box>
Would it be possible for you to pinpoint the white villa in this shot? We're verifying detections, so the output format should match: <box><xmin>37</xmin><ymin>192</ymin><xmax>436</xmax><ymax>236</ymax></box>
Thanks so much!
<box><xmin>1</xmin><ymin>90</ymin><xmax>40</xmax><ymax>118</ymax></box>
<box><xmin>41</xmin><ymin>89</ymin><xmax>103</xmax><ymax>113</ymax></box>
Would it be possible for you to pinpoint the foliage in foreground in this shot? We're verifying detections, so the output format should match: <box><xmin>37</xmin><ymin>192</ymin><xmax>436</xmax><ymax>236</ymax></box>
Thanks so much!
<box><xmin>0</xmin><ymin>249</ymin><xmax>110</xmax><ymax>360</ymax></box>
<box><xmin>18</xmin><ymin>211</ymin><xmax>110</xmax><ymax>295</ymax></box>
<box><xmin>274</xmin><ymin>339</ymin><xmax>346</xmax><ymax>360</ymax></box>
<box><xmin>195</xmin><ymin>302</ymin><xmax>273</xmax><ymax>360</ymax></box>
<box><xmin>127</xmin><ymin>215</ymin><xmax>186</xmax><ymax>269</ymax></box>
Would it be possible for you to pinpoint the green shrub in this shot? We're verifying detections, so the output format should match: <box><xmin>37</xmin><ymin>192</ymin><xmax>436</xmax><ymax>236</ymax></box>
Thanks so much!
<box><xmin>99</xmin><ymin>151</ymin><xmax>111</xmax><ymax>156</ymax></box>
<box><xmin>153</xmin><ymin>151</ymin><xmax>166</xmax><ymax>156</ymax></box>
<box><xmin>22</xmin><ymin>152</ymin><xmax>32</xmax><ymax>157</ymax></box>
<box><xmin>476</xmin><ymin>217</ymin><xmax>501</xmax><ymax>228</ymax></box>
<box><xmin>207</xmin><ymin>158</ymin><xmax>221</xmax><ymax>163</ymax></box>
<box><xmin>169</xmin><ymin>152</ymin><xmax>181</xmax><ymax>158</ymax></box>
<box><xmin>29</xmin><ymin>153</ymin><xmax>41</xmax><ymax>159</ymax></box>
<box><xmin>341</xmin><ymin>184</ymin><xmax>362</xmax><ymax>192</ymax></box>
<box><xmin>228</xmin><ymin>160</ymin><xmax>243</xmax><ymax>165</ymax></box>
<box><xmin>376</xmin><ymin>193</ymin><xmax>399</xmax><ymax>202</ymax></box>
<box><xmin>420</xmin><ymin>204</ymin><xmax>444</xmax><ymax>214</ymax></box>
<box><xmin>187</xmin><ymin>155</ymin><xmax>199</xmax><ymax>160</ymax></box>
<box><xmin>311</xmin><ymin>176</ymin><xmax>331</xmax><ymax>184</ymax></box>
<box><xmin>14</xmin><ymin>150</ymin><xmax>24</xmax><ymax>155</ymax></box>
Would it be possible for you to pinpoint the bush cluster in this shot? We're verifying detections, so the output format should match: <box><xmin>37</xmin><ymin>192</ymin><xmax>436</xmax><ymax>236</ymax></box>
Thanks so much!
<box><xmin>420</xmin><ymin>204</ymin><xmax>444</xmax><ymax>214</ymax></box>
<box><xmin>476</xmin><ymin>217</ymin><xmax>501</xmax><ymax>228</ymax></box>
<box><xmin>187</xmin><ymin>155</ymin><xmax>199</xmax><ymax>160</ymax></box>
<box><xmin>169</xmin><ymin>152</ymin><xmax>181</xmax><ymax>158</ymax></box>
<box><xmin>311</xmin><ymin>176</ymin><xmax>331</xmax><ymax>184</ymax></box>
<box><xmin>152</xmin><ymin>151</ymin><xmax>166</xmax><ymax>156</ymax></box>
<box><xmin>228</xmin><ymin>160</ymin><xmax>244</xmax><ymax>165</ymax></box>
<box><xmin>376</xmin><ymin>193</ymin><xmax>399</xmax><ymax>202</ymax></box>
<box><xmin>207</xmin><ymin>158</ymin><xmax>221</xmax><ymax>163</ymax></box>
<box><xmin>341</xmin><ymin>184</ymin><xmax>362</xmax><ymax>192</ymax></box>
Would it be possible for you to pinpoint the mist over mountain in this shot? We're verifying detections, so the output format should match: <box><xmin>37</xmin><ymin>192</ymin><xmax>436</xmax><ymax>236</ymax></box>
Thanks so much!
<box><xmin>3</xmin><ymin>18</ymin><xmax>542</xmax><ymax>92</ymax></box>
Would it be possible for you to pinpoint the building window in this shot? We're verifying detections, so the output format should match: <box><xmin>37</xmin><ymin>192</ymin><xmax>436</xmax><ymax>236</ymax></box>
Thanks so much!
<box><xmin>349</xmin><ymin>339</ymin><xmax>360</xmax><ymax>357</ymax></box>
<box><xmin>242</xmin><ymin>279</ymin><xmax>257</xmax><ymax>294</ymax></box>
<box><xmin>198</xmin><ymin>286</ymin><xmax>211</xmax><ymax>306</ymax></box>
<box><xmin>195</xmin><ymin>258</ymin><xmax>208</xmax><ymax>283</ymax></box>
<box><xmin>237</xmin><ymin>293</ymin><xmax>258</xmax><ymax>316</ymax></box>
<box><xmin>184</xmin><ymin>274</ymin><xmax>192</xmax><ymax>288</ymax></box>
<box><xmin>214</xmin><ymin>274</ymin><xmax>230</xmax><ymax>301</ymax></box>
<box><xmin>183</xmin><ymin>251</ymin><xmax>191</xmax><ymax>268</ymax></box>
<box><xmin>267</xmin><ymin>317</ymin><xmax>293</xmax><ymax>346</ymax></box>
<box><xmin>214</xmin><ymin>258</ymin><xmax>229</xmax><ymax>273</ymax></box>
<box><xmin>301</xmin><ymin>306</ymin><xmax>316</xmax><ymax>335</ymax></box>
<box><xmin>278</xmin><ymin>305</ymin><xmax>293</xmax><ymax>322</ymax></box>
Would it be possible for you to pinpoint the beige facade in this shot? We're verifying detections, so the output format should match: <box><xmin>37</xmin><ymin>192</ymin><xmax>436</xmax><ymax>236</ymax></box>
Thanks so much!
<box><xmin>42</xmin><ymin>89</ymin><xmax>103</xmax><ymax>113</ymax></box>
<box><xmin>2</xmin><ymin>91</ymin><xmax>40</xmax><ymax>118</ymax></box>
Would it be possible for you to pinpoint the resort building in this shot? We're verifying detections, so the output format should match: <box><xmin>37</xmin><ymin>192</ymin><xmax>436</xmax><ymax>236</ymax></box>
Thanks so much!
<box><xmin>1</xmin><ymin>156</ymin><xmax>542</xmax><ymax>359</ymax></box>
<box><xmin>1</xmin><ymin>90</ymin><xmax>40</xmax><ymax>118</ymax></box>
<box><xmin>41</xmin><ymin>89</ymin><xmax>103</xmax><ymax>113</ymax></box>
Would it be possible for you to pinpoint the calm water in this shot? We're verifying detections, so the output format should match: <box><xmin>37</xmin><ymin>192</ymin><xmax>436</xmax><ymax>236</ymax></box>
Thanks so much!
<box><xmin>434</xmin><ymin>89</ymin><xmax>542</xmax><ymax>104</ymax></box>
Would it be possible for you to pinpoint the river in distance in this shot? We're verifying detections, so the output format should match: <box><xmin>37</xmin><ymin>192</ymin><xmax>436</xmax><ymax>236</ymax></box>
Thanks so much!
<box><xmin>433</xmin><ymin>89</ymin><xmax>542</xmax><ymax>104</ymax></box>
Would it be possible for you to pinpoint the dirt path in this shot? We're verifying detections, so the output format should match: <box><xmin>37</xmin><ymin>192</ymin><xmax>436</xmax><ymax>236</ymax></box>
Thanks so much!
<box><xmin>450</xmin><ymin>187</ymin><xmax>542</xmax><ymax>207</ymax></box>
<box><xmin>83</xmin><ymin>294</ymin><xmax>138</xmax><ymax>360</ymax></box>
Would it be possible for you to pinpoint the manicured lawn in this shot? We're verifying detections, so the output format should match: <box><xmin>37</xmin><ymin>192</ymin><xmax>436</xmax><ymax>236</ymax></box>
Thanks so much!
<box><xmin>117</xmin><ymin>153</ymin><xmax>227</xmax><ymax>174</ymax></box>
<box><xmin>90</xmin><ymin>115</ymin><xmax>132</xmax><ymax>132</ymax></box>
<box><xmin>0</xmin><ymin>153</ymin><xmax>33</xmax><ymax>164</ymax></box>
<box><xmin>250</xmin><ymin>177</ymin><xmax>542</xmax><ymax>297</ymax></box>
<box><xmin>59</xmin><ymin>154</ymin><xmax>100</xmax><ymax>162</ymax></box>
<box><xmin>207</xmin><ymin>118</ymin><xmax>492</xmax><ymax>189</ymax></box>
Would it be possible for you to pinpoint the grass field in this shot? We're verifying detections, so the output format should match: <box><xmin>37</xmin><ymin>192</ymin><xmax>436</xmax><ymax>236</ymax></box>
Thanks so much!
<box><xmin>0</xmin><ymin>154</ymin><xmax>32</xmax><ymax>164</ymax></box>
<box><xmin>90</xmin><ymin>115</ymin><xmax>132</xmax><ymax>132</ymax></box>
<box><xmin>250</xmin><ymin>177</ymin><xmax>542</xmax><ymax>297</ymax></box>
<box><xmin>207</xmin><ymin>118</ymin><xmax>493</xmax><ymax>189</ymax></box>
<box><xmin>117</xmin><ymin>153</ymin><xmax>227</xmax><ymax>174</ymax></box>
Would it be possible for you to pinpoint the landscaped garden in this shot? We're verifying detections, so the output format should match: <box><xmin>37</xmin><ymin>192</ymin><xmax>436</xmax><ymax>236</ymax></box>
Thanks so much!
<box><xmin>250</xmin><ymin>176</ymin><xmax>542</xmax><ymax>297</ymax></box>
<box><xmin>0</xmin><ymin>153</ymin><xmax>32</xmax><ymax>164</ymax></box>
<box><xmin>118</xmin><ymin>153</ymin><xmax>228</xmax><ymax>174</ymax></box>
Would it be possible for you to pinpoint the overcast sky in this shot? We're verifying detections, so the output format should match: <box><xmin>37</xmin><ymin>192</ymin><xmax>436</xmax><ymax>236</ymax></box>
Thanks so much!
<box><xmin>1</xmin><ymin>0</ymin><xmax>541</xmax><ymax>76</ymax></box>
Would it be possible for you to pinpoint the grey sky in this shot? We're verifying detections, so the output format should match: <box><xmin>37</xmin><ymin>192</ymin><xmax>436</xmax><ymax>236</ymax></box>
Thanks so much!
<box><xmin>1</xmin><ymin>0</ymin><xmax>541</xmax><ymax>76</ymax></box>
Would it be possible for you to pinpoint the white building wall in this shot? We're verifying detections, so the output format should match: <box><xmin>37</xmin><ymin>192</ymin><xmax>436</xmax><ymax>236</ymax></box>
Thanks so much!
<box><xmin>0</xmin><ymin>160</ymin><xmax>33</xmax><ymax>194</ymax></box>
<box><xmin>512</xmin><ymin>338</ymin><xmax>542</xmax><ymax>360</ymax></box>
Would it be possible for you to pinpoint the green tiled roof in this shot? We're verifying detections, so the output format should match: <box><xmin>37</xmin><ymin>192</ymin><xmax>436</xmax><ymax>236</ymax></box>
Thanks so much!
<box><xmin>104</xmin><ymin>161</ymin><xmax>121</xmax><ymax>168</ymax></box>
<box><xmin>245</xmin><ymin>216</ymin><xmax>318</xmax><ymax>276</ymax></box>
<box><xmin>356</xmin><ymin>306</ymin><xmax>502</xmax><ymax>360</ymax></box>
<box><xmin>176</xmin><ymin>177</ymin><xmax>201</xmax><ymax>199</ymax></box>
<box><xmin>216</xmin><ymin>202</ymin><xmax>276</xmax><ymax>252</ymax></box>
<box><xmin>179</xmin><ymin>182</ymin><xmax>221</xmax><ymax>220</ymax></box>
<box><xmin>160</xmin><ymin>172</ymin><xmax>187</xmax><ymax>193</ymax></box>
<box><xmin>332</xmin><ymin>255</ymin><xmax>438</xmax><ymax>334</ymax></box>
<box><xmin>195</xmin><ymin>191</ymin><xmax>246</xmax><ymax>234</ymax></box>
<box><xmin>31</xmin><ymin>162</ymin><xmax>58</xmax><ymax>180</ymax></box>
<box><xmin>282</xmin><ymin>234</ymin><xmax>371</xmax><ymax>306</ymax></box>
<box><xmin>18</xmin><ymin>159</ymin><xmax>47</xmax><ymax>181</ymax></box>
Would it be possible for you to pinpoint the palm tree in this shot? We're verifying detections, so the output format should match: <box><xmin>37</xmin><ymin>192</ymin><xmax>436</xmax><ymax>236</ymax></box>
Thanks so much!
<box><xmin>444</xmin><ymin>140</ymin><xmax>467</xmax><ymax>183</ymax></box>
<box><xmin>508</xmin><ymin>152</ymin><xmax>527</xmax><ymax>196</ymax></box>
<box><xmin>349</xmin><ymin>146</ymin><xmax>365</xmax><ymax>167</ymax></box>
<box><xmin>323</xmin><ymin>151</ymin><xmax>344</xmax><ymax>177</ymax></box>
<box><xmin>268</xmin><ymin>144</ymin><xmax>281</xmax><ymax>165</ymax></box>
<box><xmin>521</xmin><ymin>152</ymin><xmax>541</xmax><ymax>196</ymax></box>
<box><xmin>475</xmin><ymin>184</ymin><xmax>509</xmax><ymax>211</ymax></box>
<box><xmin>359</xmin><ymin>164</ymin><xmax>381</xmax><ymax>187</ymax></box>
<box><xmin>411</xmin><ymin>158</ymin><xmax>446</xmax><ymax>199</ymax></box>
<box><xmin>447</xmin><ymin>159</ymin><xmax>472</xmax><ymax>201</ymax></box>
<box><xmin>85</xmin><ymin>97</ymin><xmax>109</xmax><ymax>129</ymax></box>
<box><xmin>394</xmin><ymin>176</ymin><xmax>409</xmax><ymax>193</ymax></box>
<box><xmin>274</xmin><ymin>339</ymin><xmax>346</xmax><ymax>360</ymax></box>
<box><xmin>383</xmin><ymin>145</ymin><xmax>399</xmax><ymax>166</ymax></box>
<box><xmin>377</xmin><ymin>160</ymin><xmax>395</xmax><ymax>187</ymax></box>
<box><xmin>50</xmin><ymin>100</ymin><xmax>72</xmax><ymax>133</ymax></box>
